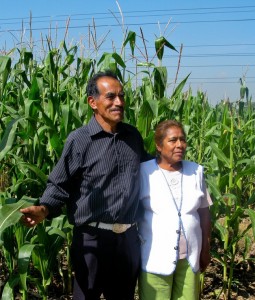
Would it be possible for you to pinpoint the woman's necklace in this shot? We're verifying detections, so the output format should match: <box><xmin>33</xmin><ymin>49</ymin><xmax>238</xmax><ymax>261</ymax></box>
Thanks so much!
<box><xmin>158</xmin><ymin>164</ymin><xmax>183</xmax><ymax>217</ymax></box>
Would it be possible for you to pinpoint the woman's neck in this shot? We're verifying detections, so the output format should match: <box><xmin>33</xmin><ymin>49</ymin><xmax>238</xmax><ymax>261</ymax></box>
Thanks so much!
<box><xmin>157</xmin><ymin>158</ymin><xmax>182</xmax><ymax>172</ymax></box>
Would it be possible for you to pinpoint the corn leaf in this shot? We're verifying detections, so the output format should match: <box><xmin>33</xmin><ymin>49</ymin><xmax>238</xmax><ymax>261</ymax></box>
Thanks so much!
<box><xmin>0</xmin><ymin>118</ymin><xmax>21</xmax><ymax>161</ymax></box>
<box><xmin>18</xmin><ymin>243</ymin><xmax>37</xmax><ymax>291</ymax></box>
<box><xmin>246</xmin><ymin>209</ymin><xmax>255</xmax><ymax>239</ymax></box>
<box><xmin>137</xmin><ymin>62</ymin><xmax>155</xmax><ymax>68</ymax></box>
<box><xmin>0</xmin><ymin>200</ymin><xmax>31</xmax><ymax>234</ymax></box>
<box><xmin>210</xmin><ymin>142</ymin><xmax>230</xmax><ymax>168</ymax></box>
<box><xmin>112</xmin><ymin>52</ymin><xmax>126</xmax><ymax>68</ymax></box>
<box><xmin>123</xmin><ymin>30</ymin><xmax>136</xmax><ymax>55</ymax></box>
<box><xmin>153</xmin><ymin>66</ymin><xmax>167</xmax><ymax>99</ymax></box>
<box><xmin>155</xmin><ymin>36</ymin><xmax>177</xmax><ymax>60</ymax></box>
<box><xmin>171</xmin><ymin>73</ymin><xmax>190</xmax><ymax>98</ymax></box>
<box><xmin>206</xmin><ymin>177</ymin><xmax>222</xmax><ymax>200</ymax></box>
<box><xmin>0</xmin><ymin>55</ymin><xmax>11</xmax><ymax>91</ymax></box>
<box><xmin>1</xmin><ymin>274</ymin><xmax>20</xmax><ymax>300</ymax></box>
<box><xmin>18</xmin><ymin>162</ymin><xmax>48</xmax><ymax>183</ymax></box>
<box><xmin>215</xmin><ymin>220</ymin><xmax>228</xmax><ymax>242</ymax></box>
<box><xmin>61</xmin><ymin>104</ymin><xmax>70</xmax><ymax>135</ymax></box>
<box><xmin>137</xmin><ymin>100</ymin><xmax>154</xmax><ymax>138</ymax></box>
<box><xmin>171</xmin><ymin>73</ymin><xmax>190</xmax><ymax>100</ymax></box>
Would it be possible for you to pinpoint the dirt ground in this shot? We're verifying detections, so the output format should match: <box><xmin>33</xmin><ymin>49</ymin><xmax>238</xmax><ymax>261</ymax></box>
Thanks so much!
<box><xmin>1</xmin><ymin>247</ymin><xmax>255</xmax><ymax>299</ymax></box>
<box><xmin>1</xmin><ymin>259</ymin><xmax>255</xmax><ymax>300</ymax></box>
<box><xmin>201</xmin><ymin>258</ymin><xmax>255</xmax><ymax>300</ymax></box>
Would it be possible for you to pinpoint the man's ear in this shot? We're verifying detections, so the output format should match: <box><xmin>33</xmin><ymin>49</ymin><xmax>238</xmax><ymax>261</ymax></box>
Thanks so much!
<box><xmin>88</xmin><ymin>96</ymin><xmax>97</xmax><ymax>110</ymax></box>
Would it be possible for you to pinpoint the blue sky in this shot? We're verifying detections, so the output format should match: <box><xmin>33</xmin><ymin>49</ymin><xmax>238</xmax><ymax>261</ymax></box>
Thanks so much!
<box><xmin>1</xmin><ymin>0</ymin><xmax>254</xmax><ymax>105</ymax></box>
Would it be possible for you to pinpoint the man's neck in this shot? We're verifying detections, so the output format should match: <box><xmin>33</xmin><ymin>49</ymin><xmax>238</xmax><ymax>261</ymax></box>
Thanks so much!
<box><xmin>94</xmin><ymin>115</ymin><xmax>118</xmax><ymax>133</ymax></box>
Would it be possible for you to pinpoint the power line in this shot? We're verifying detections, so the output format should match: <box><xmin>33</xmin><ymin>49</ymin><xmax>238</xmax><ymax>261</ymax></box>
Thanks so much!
<box><xmin>180</xmin><ymin>64</ymin><xmax>255</xmax><ymax>68</ymax></box>
<box><xmin>188</xmin><ymin>77</ymin><xmax>255</xmax><ymax>80</ymax></box>
<box><xmin>1</xmin><ymin>5</ymin><xmax>255</xmax><ymax>21</ymax></box>
<box><xmin>1</xmin><ymin>9</ymin><xmax>255</xmax><ymax>26</ymax></box>
<box><xmin>1</xmin><ymin>17</ymin><xmax>255</xmax><ymax>33</ymax></box>
<box><xmin>132</xmin><ymin>53</ymin><xmax>255</xmax><ymax>59</ymax></box>
<box><xmin>187</xmin><ymin>81</ymin><xmax>255</xmax><ymax>84</ymax></box>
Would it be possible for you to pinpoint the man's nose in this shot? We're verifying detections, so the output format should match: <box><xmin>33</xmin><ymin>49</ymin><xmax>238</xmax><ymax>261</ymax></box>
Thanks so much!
<box><xmin>114</xmin><ymin>96</ymin><xmax>124</xmax><ymax>105</ymax></box>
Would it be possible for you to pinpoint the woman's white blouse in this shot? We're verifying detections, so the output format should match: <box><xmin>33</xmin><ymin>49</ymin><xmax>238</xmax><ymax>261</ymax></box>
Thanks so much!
<box><xmin>138</xmin><ymin>159</ymin><xmax>212</xmax><ymax>275</ymax></box>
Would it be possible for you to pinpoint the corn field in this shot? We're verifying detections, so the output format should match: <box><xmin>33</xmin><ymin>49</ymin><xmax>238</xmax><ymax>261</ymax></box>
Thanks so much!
<box><xmin>0</xmin><ymin>21</ymin><xmax>255</xmax><ymax>300</ymax></box>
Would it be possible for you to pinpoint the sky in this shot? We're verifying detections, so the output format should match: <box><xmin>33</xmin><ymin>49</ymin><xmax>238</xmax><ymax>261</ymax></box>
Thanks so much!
<box><xmin>0</xmin><ymin>0</ymin><xmax>254</xmax><ymax>105</ymax></box>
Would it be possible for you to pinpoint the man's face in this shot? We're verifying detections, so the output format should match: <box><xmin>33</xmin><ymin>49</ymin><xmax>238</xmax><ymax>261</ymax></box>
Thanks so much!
<box><xmin>88</xmin><ymin>76</ymin><xmax>125</xmax><ymax>129</ymax></box>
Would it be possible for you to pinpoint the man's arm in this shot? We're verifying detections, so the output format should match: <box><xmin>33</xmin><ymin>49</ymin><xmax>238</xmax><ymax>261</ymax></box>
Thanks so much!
<box><xmin>198</xmin><ymin>206</ymin><xmax>211</xmax><ymax>272</ymax></box>
<box><xmin>20</xmin><ymin>132</ymin><xmax>81</xmax><ymax>224</ymax></box>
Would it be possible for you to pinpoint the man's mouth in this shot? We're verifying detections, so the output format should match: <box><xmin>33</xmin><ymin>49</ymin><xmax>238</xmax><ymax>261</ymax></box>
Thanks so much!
<box><xmin>110</xmin><ymin>108</ymin><xmax>124</xmax><ymax>113</ymax></box>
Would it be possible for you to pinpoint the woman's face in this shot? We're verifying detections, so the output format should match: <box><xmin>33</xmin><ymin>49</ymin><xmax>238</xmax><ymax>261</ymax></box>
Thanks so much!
<box><xmin>156</xmin><ymin>126</ymin><xmax>187</xmax><ymax>166</ymax></box>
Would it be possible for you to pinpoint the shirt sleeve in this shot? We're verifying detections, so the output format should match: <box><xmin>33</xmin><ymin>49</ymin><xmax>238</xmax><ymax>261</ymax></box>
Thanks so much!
<box><xmin>40</xmin><ymin>132</ymin><xmax>81</xmax><ymax>218</ymax></box>
<box><xmin>200</xmin><ymin>177</ymin><xmax>213</xmax><ymax>208</ymax></box>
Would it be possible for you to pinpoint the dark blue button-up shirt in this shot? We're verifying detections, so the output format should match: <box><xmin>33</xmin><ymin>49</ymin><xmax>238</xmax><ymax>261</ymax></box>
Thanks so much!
<box><xmin>40</xmin><ymin>116</ymin><xmax>149</xmax><ymax>226</ymax></box>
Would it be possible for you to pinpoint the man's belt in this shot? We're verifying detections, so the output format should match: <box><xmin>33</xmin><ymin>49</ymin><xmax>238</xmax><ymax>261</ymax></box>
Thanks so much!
<box><xmin>88</xmin><ymin>222</ymin><xmax>136</xmax><ymax>233</ymax></box>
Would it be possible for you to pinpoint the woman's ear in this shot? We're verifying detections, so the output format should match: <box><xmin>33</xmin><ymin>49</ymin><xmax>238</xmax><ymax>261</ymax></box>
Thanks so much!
<box><xmin>156</xmin><ymin>144</ymin><xmax>161</xmax><ymax>153</ymax></box>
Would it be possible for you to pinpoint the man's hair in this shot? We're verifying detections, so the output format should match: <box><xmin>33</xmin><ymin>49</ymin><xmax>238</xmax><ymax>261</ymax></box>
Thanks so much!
<box><xmin>86</xmin><ymin>70</ymin><xmax>119</xmax><ymax>98</ymax></box>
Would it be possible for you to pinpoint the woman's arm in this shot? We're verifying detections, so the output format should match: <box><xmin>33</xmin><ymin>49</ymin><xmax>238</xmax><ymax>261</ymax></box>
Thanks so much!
<box><xmin>198</xmin><ymin>206</ymin><xmax>211</xmax><ymax>272</ymax></box>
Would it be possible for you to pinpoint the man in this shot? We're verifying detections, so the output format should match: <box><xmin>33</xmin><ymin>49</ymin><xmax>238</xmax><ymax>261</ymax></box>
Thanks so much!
<box><xmin>20</xmin><ymin>70</ymin><xmax>149</xmax><ymax>300</ymax></box>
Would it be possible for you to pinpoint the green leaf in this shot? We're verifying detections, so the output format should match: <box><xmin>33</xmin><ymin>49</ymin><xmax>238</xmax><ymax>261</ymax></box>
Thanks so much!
<box><xmin>50</xmin><ymin>132</ymin><xmax>63</xmax><ymax>157</ymax></box>
<box><xmin>215</xmin><ymin>220</ymin><xmax>228</xmax><ymax>242</ymax></box>
<box><xmin>155</xmin><ymin>36</ymin><xmax>177</xmax><ymax>60</ymax></box>
<box><xmin>29</xmin><ymin>76</ymin><xmax>40</xmax><ymax>100</ymax></box>
<box><xmin>0</xmin><ymin>200</ymin><xmax>31</xmax><ymax>234</ymax></box>
<box><xmin>171</xmin><ymin>73</ymin><xmax>190</xmax><ymax>99</ymax></box>
<box><xmin>1</xmin><ymin>274</ymin><xmax>20</xmax><ymax>300</ymax></box>
<box><xmin>0</xmin><ymin>55</ymin><xmax>11</xmax><ymax>91</ymax></box>
<box><xmin>206</xmin><ymin>177</ymin><xmax>222</xmax><ymax>200</ymax></box>
<box><xmin>236</xmin><ymin>164</ymin><xmax>255</xmax><ymax>181</ymax></box>
<box><xmin>137</xmin><ymin>62</ymin><xmax>155</xmax><ymax>68</ymax></box>
<box><xmin>210</xmin><ymin>142</ymin><xmax>230</xmax><ymax>168</ymax></box>
<box><xmin>18</xmin><ymin>243</ymin><xmax>37</xmax><ymax>291</ymax></box>
<box><xmin>123</xmin><ymin>31</ymin><xmax>136</xmax><ymax>55</ymax></box>
<box><xmin>46</xmin><ymin>226</ymin><xmax>67</xmax><ymax>239</ymax></box>
<box><xmin>23</xmin><ymin>51</ymin><xmax>33</xmax><ymax>67</ymax></box>
<box><xmin>61</xmin><ymin>104</ymin><xmax>70</xmax><ymax>135</ymax></box>
<box><xmin>137</xmin><ymin>100</ymin><xmax>154</xmax><ymax>138</ymax></box>
<box><xmin>18</xmin><ymin>162</ymin><xmax>48</xmax><ymax>183</ymax></box>
<box><xmin>228</xmin><ymin>207</ymin><xmax>243</xmax><ymax>227</ymax></box>
<box><xmin>153</xmin><ymin>66</ymin><xmax>167</xmax><ymax>99</ymax></box>
<box><xmin>112</xmin><ymin>52</ymin><xmax>126</xmax><ymax>68</ymax></box>
<box><xmin>246</xmin><ymin>209</ymin><xmax>255</xmax><ymax>239</ymax></box>
<box><xmin>0</xmin><ymin>118</ymin><xmax>21</xmax><ymax>161</ymax></box>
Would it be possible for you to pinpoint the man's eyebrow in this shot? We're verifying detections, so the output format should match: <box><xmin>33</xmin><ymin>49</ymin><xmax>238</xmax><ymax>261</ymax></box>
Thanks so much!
<box><xmin>105</xmin><ymin>91</ymin><xmax>125</xmax><ymax>96</ymax></box>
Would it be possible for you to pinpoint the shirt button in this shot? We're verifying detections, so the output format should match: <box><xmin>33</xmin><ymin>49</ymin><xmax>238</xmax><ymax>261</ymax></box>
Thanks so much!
<box><xmin>174</xmin><ymin>246</ymin><xmax>178</xmax><ymax>250</ymax></box>
<box><xmin>176</xmin><ymin>230</ymin><xmax>180</xmax><ymax>234</ymax></box>
<box><xmin>178</xmin><ymin>212</ymin><xmax>181</xmax><ymax>216</ymax></box>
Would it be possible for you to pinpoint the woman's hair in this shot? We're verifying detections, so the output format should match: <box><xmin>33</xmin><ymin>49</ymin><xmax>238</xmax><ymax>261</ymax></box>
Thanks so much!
<box><xmin>154</xmin><ymin>120</ymin><xmax>186</xmax><ymax>147</ymax></box>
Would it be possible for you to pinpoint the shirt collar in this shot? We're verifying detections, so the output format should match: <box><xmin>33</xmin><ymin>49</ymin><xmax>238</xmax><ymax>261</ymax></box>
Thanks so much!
<box><xmin>87</xmin><ymin>115</ymin><xmax>131</xmax><ymax>136</ymax></box>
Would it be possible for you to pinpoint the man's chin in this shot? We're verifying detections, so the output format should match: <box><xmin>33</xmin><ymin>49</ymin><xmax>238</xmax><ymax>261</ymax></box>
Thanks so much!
<box><xmin>111</xmin><ymin>113</ymin><xmax>124</xmax><ymax>121</ymax></box>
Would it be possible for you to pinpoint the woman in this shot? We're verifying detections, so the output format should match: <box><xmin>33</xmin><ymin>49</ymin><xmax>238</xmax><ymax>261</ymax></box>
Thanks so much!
<box><xmin>138</xmin><ymin>120</ymin><xmax>212</xmax><ymax>300</ymax></box>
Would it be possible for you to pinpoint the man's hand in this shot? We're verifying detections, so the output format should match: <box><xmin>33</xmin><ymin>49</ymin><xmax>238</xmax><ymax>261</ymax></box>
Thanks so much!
<box><xmin>20</xmin><ymin>205</ymin><xmax>49</xmax><ymax>227</ymax></box>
